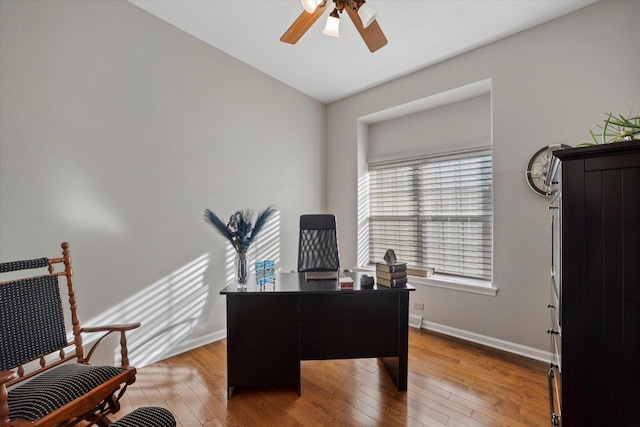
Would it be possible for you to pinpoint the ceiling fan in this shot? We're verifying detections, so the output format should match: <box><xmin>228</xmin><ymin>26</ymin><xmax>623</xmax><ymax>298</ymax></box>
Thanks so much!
<box><xmin>280</xmin><ymin>0</ymin><xmax>388</xmax><ymax>53</ymax></box>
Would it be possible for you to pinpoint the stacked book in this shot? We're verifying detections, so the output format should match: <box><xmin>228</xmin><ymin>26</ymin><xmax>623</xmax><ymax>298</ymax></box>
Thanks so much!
<box><xmin>375</xmin><ymin>262</ymin><xmax>408</xmax><ymax>287</ymax></box>
<box><xmin>407</xmin><ymin>266</ymin><xmax>435</xmax><ymax>278</ymax></box>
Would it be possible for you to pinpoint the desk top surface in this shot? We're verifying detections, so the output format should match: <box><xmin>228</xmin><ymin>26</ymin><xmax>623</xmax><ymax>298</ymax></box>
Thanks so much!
<box><xmin>220</xmin><ymin>271</ymin><xmax>415</xmax><ymax>295</ymax></box>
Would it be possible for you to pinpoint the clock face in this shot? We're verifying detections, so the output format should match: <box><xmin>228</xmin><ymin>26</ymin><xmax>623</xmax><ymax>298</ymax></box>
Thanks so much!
<box><xmin>526</xmin><ymin>145</ymin><xmax>571</xmax><ymax>196</ymax></box>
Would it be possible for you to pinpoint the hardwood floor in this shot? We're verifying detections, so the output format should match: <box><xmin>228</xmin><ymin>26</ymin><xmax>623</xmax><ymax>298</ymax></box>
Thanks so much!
<box><xmin>109</xmin><ymin>329</ymin><xmax>549</xmax><ymax>426</ymax></box>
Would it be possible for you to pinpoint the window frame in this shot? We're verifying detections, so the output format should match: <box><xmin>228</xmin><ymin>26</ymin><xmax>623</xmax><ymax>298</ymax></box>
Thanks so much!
<box><xmin>366</xmin><ymin>146</ymin><xmax>495</xmax><ymax>292</ymax></box>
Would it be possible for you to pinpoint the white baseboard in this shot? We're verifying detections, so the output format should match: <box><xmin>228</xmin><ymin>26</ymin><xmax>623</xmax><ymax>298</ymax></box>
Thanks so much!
<box><xmin>144</xmin><ymin>322</ymin><xmax>551</xmax><ymax>368</ymax></box>
<box><xmin>420</xmin><ymin>320</ymin><xmax>551</xmax><ymax>363</ymax></box>
<box><xmin>139</xmin><ymin>329</ymin><xmax>227</xmax><ymax>368</ymax></box>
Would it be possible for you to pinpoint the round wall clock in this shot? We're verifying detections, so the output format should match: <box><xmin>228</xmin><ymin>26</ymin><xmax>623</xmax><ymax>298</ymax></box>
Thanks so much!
<box><xmin>526</xmin><ymin>144</ymin><xmax>571</xmax><ymax>196</ymax></box>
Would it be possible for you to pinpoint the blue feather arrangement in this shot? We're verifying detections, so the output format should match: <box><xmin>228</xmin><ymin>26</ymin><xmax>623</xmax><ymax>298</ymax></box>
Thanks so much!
<box><xmin>204</xmin><ymin>206</ymin><xmax>276</xmax><ymax>253</ymax></box>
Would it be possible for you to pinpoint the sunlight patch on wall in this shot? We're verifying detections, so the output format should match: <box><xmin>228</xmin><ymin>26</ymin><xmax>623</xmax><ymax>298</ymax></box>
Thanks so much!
<box><xmin>60</xmin><ymin>193</ymin><xmax>124</xmax><ymax>234</ymax></box>
<box><xmin>77</xmin><ymin>254</ymin><xmax>209</xmax><ymax>367</ymax></box>
<box><xmin>253</xmin><ymin>211</ymin><xmax>281</xmax><ymax>269</ymax></box>
<box><xmin>357</xmin><ymin>173</ymin><xmax>370</xmax><ymax>266</ymax></box>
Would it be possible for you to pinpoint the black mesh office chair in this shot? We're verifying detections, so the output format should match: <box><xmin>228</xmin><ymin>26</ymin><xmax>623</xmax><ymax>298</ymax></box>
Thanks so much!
<box><xmin>297</xmin><ymin>214</ymin><xmax>340</xmax><ymax>273</ymax></box>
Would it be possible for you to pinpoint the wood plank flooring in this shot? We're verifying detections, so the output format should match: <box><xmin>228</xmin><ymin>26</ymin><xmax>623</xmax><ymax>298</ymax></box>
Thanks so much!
<box><xmin>109</xmin><ymin>329</ymin><xmax>549</xmax><ymax>426</ymax></box>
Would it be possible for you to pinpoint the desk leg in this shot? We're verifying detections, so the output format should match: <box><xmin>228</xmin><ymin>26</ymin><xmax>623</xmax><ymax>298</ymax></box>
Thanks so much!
<box><xmin>381</xmin><ymin>292</ymin><xmax>409</xmax><ymax>391</ymax></box>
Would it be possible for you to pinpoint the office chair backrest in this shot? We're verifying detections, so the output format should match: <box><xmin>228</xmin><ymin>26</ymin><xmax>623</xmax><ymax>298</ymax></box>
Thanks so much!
<box><xmin>297</xmin><ymin>214</ymin><xmax>340</xmax><ymax>273</ymax></box>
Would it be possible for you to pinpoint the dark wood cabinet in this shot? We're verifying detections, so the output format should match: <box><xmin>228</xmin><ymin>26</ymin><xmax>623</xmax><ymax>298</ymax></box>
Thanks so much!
<box><xmin>553</xmin><ymin>141</ymin><xmax>640</xmax><ymax>426</ymax></box>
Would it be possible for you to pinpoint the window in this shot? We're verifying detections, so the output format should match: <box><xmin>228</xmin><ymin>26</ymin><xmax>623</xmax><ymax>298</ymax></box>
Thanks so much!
<box><xmin>368</xmin><ymin>149</ymin><xmax>493</xmax><ymax>281</ymax></box>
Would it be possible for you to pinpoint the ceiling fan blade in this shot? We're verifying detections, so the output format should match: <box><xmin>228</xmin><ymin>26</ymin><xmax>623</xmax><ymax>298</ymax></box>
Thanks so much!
<box><xmin>345</xmin><ymin>6</ymin><xmax>387</xmax><ymax>53</ymax></box>
<box><xmin>280</xmin><ymin>2</ymin><xmax>329</xmax><ymax>45</ymax></box>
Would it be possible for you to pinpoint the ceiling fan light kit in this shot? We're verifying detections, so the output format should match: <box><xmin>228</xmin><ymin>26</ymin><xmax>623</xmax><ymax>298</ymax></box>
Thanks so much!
<box><xmin>322</xmin><ymin>9</ymin><xmax>341</xmax><ymax>37</ymax></box>
<box><xmin>281</xmin><ymin>0</ymin><xmax>387</xmax><ymax>52</ymax></box>
<box><xmin>356</xmin><ymin>3</ymin><xmax>377</xmax><ymax>28</ymax></box>
<box><xmin>301</xmin><ymin>0</ymin><xmax>323</xmax><ymax>14</ymax></box>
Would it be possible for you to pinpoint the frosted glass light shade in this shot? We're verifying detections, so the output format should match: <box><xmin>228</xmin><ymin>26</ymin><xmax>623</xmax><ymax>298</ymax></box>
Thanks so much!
<box><xmin>301</xmin><ymin>0</ymin><xmax>322</xmax><ymax>13</ymax></box>
<box><xmin>322</xmin><ymin>14</ymin><xmax>340</xmax><ymax>37</ymax></box>
<box><xmin>357</xmin><ymin>3</ymin><xmax>377</xmax><ymax>28</ymax></box>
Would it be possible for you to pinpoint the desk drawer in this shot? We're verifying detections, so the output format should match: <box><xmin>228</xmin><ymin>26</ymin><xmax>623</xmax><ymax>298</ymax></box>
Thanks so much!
<box><xmin>301</xmin><ymin>292</ymin><xmax>399</xmax><ymax>360</ymax></box>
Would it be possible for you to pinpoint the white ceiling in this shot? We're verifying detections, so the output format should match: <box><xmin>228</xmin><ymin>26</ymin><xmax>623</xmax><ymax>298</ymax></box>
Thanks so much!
<box><xmin>129</xmin><ymin>0</ymin><xmax>597</xmax><ymax>104</ymax></box>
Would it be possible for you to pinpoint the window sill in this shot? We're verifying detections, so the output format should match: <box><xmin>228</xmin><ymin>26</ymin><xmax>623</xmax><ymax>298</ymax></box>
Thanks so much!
<box><xmin>354</xmin><ymin>267</ymin><xmax>497</xmax><ymax>296</ymax></box>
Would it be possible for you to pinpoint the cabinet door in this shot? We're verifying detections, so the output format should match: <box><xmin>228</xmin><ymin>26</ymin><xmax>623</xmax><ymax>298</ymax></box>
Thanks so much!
<box><xmin>300</xmin><ymin>292</ymin><xmax>399</xmax><ymax>360</ymax></box>
<box><xmin>227</xmin><ymin>294</ymin><xmax>300</xmax><ymax>391</ymax></box>
<box><xmin>621</xmin><ymin>167</ymin><xmax>640</xmax><ymax>426</ymax></box>
<box><xmin>586</xmin><ymin>166</ymin><xmax>640</xmax><ymax>425</ymax></box>
<box><xmin>565</xmin><ymin>162</ymin><xmax>640</xmax><ymax>426</ymax></box>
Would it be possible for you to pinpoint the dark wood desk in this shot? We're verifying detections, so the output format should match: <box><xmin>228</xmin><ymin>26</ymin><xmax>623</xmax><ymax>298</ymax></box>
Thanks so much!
<box><xmin>220</xmin><ymin>272</ymin><xmax>415</xmax><ymax>397</ymax></box>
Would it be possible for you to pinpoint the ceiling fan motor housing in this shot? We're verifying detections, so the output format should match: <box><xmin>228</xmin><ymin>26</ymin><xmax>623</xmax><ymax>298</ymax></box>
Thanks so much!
<box><xmin>333</xmin><ymin>0</ymin><xmax>366</xmax><ymax>13</ymax></box>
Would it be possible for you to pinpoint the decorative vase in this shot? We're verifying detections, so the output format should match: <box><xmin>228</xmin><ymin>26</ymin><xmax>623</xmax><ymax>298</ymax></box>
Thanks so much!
<box><xmin>235</xmin><ymin>251</ymin><xmax>249</xmax><ymax>289</ymax></box>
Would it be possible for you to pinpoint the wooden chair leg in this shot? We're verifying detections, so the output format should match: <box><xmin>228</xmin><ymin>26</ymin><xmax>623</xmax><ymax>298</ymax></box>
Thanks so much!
<box><xmin>106</xmin><ymin>395</ymin><xmax>120</xmax><ymax>414</ymax></box>
<box><xmin>84</xmin><ymin>413</ymin><xmax>113</xmax><ymax>426</ymax></box>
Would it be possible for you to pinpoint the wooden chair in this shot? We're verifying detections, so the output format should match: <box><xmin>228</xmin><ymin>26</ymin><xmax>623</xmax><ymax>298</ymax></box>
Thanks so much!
<box><xmin>0</xmin><ymin>242</ymin><xmax>140</xmax><ymax>427</ymax></box>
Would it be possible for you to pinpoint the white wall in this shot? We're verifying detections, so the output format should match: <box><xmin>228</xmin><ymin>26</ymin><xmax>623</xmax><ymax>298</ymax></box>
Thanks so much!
<box><xmin>369</xmin><ymin>93</ymin><xmax>491</xmax><ymax>161</ymax></box>
<box><xmin>326</xmin><ymin>0</ymin><xmax>640</xmax><ymax>351</ymax></box>
<box><xmin>0</xmin><ymin>0</ymin><xmax>325</xmax><ymax>366</ymax></box>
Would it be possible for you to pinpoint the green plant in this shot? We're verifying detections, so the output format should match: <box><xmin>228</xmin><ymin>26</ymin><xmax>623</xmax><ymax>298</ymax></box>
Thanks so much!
<box><xmin>578</xmin><ymin>112</ymin><xmax>640</xmax><ymax>147</ymax></box>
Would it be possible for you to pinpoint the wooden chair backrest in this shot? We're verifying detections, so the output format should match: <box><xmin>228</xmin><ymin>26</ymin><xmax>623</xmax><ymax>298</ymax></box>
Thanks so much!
<box><xmin>0</xmin><ymin>242</ymin><xmax>85</xmax><ymax>386</ymax></box>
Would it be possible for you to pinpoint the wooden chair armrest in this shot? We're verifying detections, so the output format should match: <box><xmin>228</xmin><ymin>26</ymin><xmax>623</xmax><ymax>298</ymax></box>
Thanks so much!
<box><xmin>81</xmin><ymin>323</ymin><xmax>141</xmax><ymax>368</ymax></box>
<box><xmin>0</xmin><ymin>371</ymin><xmax>16</xmax><ymax>385</ymax></box>
<box><xmin>80</xmin><ymin>322</ymin><xmax>141</xmax><ymax>333</ymax></box>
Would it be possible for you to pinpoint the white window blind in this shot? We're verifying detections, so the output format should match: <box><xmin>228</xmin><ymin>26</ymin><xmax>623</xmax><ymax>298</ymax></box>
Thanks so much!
<box><xmin>368</xmin><ymin>150</ymin><xmax>493</xmax><ymax>280</ymax></box>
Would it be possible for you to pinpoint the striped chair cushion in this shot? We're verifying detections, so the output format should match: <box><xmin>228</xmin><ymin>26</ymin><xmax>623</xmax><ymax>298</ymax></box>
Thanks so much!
<box><xmin>111</xmin><ymin>407</ymin><xmax>176</xmax><ymax>427</ymax></box>
<box><xmin>8</xmin><ymin>363</ymin><xmax>125</xmax><ymax>422</ymax></box>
